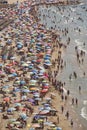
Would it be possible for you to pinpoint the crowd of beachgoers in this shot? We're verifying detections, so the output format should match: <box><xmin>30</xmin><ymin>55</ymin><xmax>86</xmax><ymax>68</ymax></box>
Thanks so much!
<box><xmin>0</xmin><ymin>0</ymin><xmax>84</xmax><ymax>130</ymax></box>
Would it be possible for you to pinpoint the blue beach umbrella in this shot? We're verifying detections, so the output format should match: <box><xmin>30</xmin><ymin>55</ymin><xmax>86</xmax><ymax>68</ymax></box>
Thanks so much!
<box><xmin>6</xmin><ymin>39</ymin><xmax>12</xmax><ymax>44</ymax></box>
<box><xmin>20</xmin><ymin>113</ymin><xmax>28</xmax><ymax>120</ymax></box>
<box><xmin>7</xmin><ymin>107</ymin><xmax>16</xmax><ymax>112</ymax></box>
<box><xmin>20</xmin><ymin>80</ymin><xmax>26</xmax><ymax>85</ymax></box>
<box><xmin>28</xmin><ymin>65</ymin><xmax>33</xmax><ymax>69</ymax></box>
<box><xmin>3</xmin><ymin>85</ymin><xmax>10</xmax><ymax>89</ymax></box>
<box><xmin>12</xmin><ymin>73</ymin><xmax>18</xmax><ymax>77</ymax></box>
<box><xmin>0</xmin><ymin>64</ymin><xmax>3</xmax><ymax>67</ymax></box>
<box><xmin>22</xmin><ymin>89</ymin><xmax>30</xmax><ymax>93</ymax></box>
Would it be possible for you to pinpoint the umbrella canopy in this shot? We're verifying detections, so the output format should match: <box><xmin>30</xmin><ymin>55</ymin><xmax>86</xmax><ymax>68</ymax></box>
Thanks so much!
<box><xmin>32</xmin><ymin>123</ymin><xmax>40</xmax><ymax>128</ymax></box>
<box><xmin>39</xmin><ymin>110</ymin><xmax>50</xmax><ymax>115</ymax></box>
<box><xmin>3</xmin><ymin>85</ymin><xmax>10</xmax><ymax>89</ymax></box>
<box><xmin>7</xmin><ymin>107</ymin><xmax>16</xmax><ymax>112</ymax></box>
<box><xmin>22</xmin><ymin>63</ymin><xmax>29</xmax><ymax>67</ymax></box>
<box><xmin>29</xmin><ymin>83</ymin><xmax>36</xmax><ymax>86</ymax></box>
<box><xmin>40</xmin><ymin>89</ymin><xmax>48</xmax><ymax>93</ymax></box>
<box><xmin>11</xmin><ymin>121</ymin><xmax>20</xmax><ymax>125</ymax></box>
<box><xmin>8</xmin><ymin>119</ymin><xmax>16</xmax><ymax>124</ymax></box>
<box><xmin>22</xmin><ymin>89</ymin><xmax>30</xmax><ymax>93</ymax></box>
<box><xmin>3</xmin><ymin>97</ymin><xmax>10</xmax><ymax>102</ymax></box>
<box><xmin>20</xmin><ymin>80</ymin><xmax>26</xmax><ymax>85</ymax></box>
<box><xmin>29</xmin><ymin>87</ymin><xmax>39</xmax><ymax>91</ymax></box>
<box><xmin>19</xmin><ymin>113</ymin><xmax>27</xmax><ymax>120</ymax></box>
<box><xmin>14</xmin><ymin>103</ymin><xmax>21</xmax><ymax>107</ymax></box>
<box><xmin>30</xmin><ymin>80</ymin><xmax>37</xmax><ymax>83</ymax></box>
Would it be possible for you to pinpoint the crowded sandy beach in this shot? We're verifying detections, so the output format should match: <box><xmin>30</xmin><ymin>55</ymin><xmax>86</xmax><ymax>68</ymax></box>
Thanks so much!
<box><xmin>0</xmin><ymin>0</ymin><xmax>86</xmax><ymax>130</ymax></box>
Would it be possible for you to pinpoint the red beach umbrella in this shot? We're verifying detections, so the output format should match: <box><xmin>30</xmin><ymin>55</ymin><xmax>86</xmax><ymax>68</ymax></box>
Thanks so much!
<box><xmin>40</xmin><ymin>89</ymin><xmax>48</xmax><ymax>93</ymax></box>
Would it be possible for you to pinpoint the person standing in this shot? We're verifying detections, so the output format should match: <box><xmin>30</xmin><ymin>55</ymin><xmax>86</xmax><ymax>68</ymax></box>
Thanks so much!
<box><xmin>65</xmin><ymin>111</ymin><xmax>69</xmax><ymax>119</ymax></box>
<box><xmin>75</xmin><ymin>98</ymin><xmax>78</xmax><ymax>106</ymax></box>
<box><xmin>71</xmin><ymin>119</ymin><xmax>73</xmax><ymax>127</ymax></box>
<box><xmin>79</xmin><ymin>86</ymin><xmax>81</xmax><ymax>94</ymax></box>
<box><xmin>72</xmin><ymin>98</ymin><xmax>74</xmax><ymax>105</ymax></box>
<box><xmin>61</xmin><ymin>105</ymin><xmax>64</xmax><ymax>113</ymax></box>
<box><xmin>57</xmin><ymin>115</ymin><xmax>59</xmax><ymax>124</ymax></box>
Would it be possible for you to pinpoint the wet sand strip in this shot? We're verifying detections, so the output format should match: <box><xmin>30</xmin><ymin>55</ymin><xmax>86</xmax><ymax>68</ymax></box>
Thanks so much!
<box><xmin>32</xmin><ymin>0</ymin><xmax>80</xmax><ymax>7</ymax></box>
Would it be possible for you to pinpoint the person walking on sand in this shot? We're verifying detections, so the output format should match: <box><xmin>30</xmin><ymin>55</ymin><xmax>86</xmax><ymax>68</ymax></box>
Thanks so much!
<box><xmin>61</xmin><ymin>105</ymin><xmax>64</xmax><ymax>113</ymax></box>
<box><xmin>67</xmin><ymin>90</ymin><xmax>70</xmax><ymax>96</ymax></box>
<box><xmin>75</xmin><ymin>98</ymin><xmax>78</xmax><ymax>106</ymax></box>
<box><xmin>57</xmin><ymin>115</ymin><xmax>59</xmax><ymax>124</ymax></box>
<box><xmin>79</xmin><ymin>86</ymin><xmax>81</xmax><ymax>94</ymax></box>
<box><xmin>71</xmin><ymin>119</ymin><xmax>73</xmax><ymax>127</ymax></box>
<box><xmin>61</xmin><ymin>94</ymin><xmax>64</xmax><ymax>101</ymax></box>
<box><xmin>72</xmin><ymin>98</ymin><xmax>74</xmax><ymax>105</ymax></box>
<box><xmin>65</xmin><ymin>111</ymin><xmax>69</xmax><ymax>119</ymax></box>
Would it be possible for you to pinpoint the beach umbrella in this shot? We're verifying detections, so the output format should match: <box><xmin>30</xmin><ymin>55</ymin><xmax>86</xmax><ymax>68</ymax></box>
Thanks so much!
<box><xmin>34</xmin><ymin>98</ymin><xmax>41</xmax><ymax>101</ymax></box>
<box><xmin>43</xmin><ymin>86</ymin><xmax>49</xmax><ymax>89</ymax></box>
<box><xmin>22</xmin><ymin>86</ymin><xmax>28</xmax><ymax>89</ymax></box>
<box><xmin>46</xmin><ymin>50</ymin><xmax>51</xmax><ymax>54</ymax></box>
<box><xmin>6</xmin><ymin>39</ymin><xmax>12</xmax><ymax>44</ymax></box>
<box><xmin>38</xmin><ymin>73</ymin><xmax>43</xmax><ymax>76</ymax></box>
<box><xmin>33</xmin><ymin>94</ymin><xmax>39</xmax><ymax>98</ymax></box>
<box><xmin>10</xmin><ymin>57</ymin><xmax>16</xmax><ymax>60</ymax></box>
<box><xmin>0</xmin><ymin>64</ymin><xmax>3</xmax><ymax>67</ymax></box>
<box><xmin>12</xmin><ymin>73</ymin><xmax>18</xmax><ymax>77</ymax></box>
<box><xmin>29</xmin><ymin>83</ymin><xmax>36</xmax><ymax>86</ymax></box>
<box><xmin>44</xmin><ymin>57</ymin><xmax>51</xmax><ymax>60</ymax></box>
<box><xmin>20</xmin><ymin>80</ymin><xmax>26</xmax><ymax>85</ymax></box>
<box><xmin>8</xmin><ymin>118</ymin><xmax>16</xmax><ymax>123</ymax></box>
<box><xmin>22</xmin><ymin>63</ymin><xmax>29</xmax><ymax>67</ymax></box>
<box><xmin>7</xmin><ymin>107</ymin><xmax>16</xmax><ymax>112</ymax></box>
<box><xmin>17</xmin><ymin>44</ymin><xmax>23</xmax><ymax>49</ymax></box>
<box><xmin>22</xmin><ymin>89</ymin><xmax>30</xmax><ymax>93</ymax></box>
<box><xmin>2</xmin><ymin>89</ymin><xmax>10</xmax><ymax>93</ymax></box>
<box><xmin>3</xmin><ymin>85</ymin><xmax>10</xmax><ymax>89</ymax></box>
<box><xmin>42</xmin><ymin>80</ymin><xmax>48</xmax><ymax>83</ymax></box>
<box><xmin>39</xmin><ymin>110</ymin><xmax>50</xmax><ymax>115</ymax></box>
<box><xmin>36</xmin><ymin>59</ymin><xmax>42</xmax><ymax>63</ymax></box>
<box><xmin>28</xmin><ymin>98</ymin><xmax>34</xmax><ymax>103</ymax></box>
<box><xmin>14</xmin><ymin>103</ymin><xmax>21</xmax><ymax>107</ymax></box>
<box><xmin>28</xmin><ymin>65</ymin><xmax>33</xmax><ymax>69</ymax></box>
<box><xmin>41</xmin><ymin>89</ymin><xmax>48</xmax><ymax>93</ymax></box>
<box><xmin>30</xmin><ymin>80</ymin><xmax>37</xmax><ymax>83</ymax></box>
<box><xmin>29</xmin><ymin>87</ymin><xmax>39</xmax><ymax>91</ymax></box>
<box><xmin>21</xmin><ymin>95</ymin><xmax>27</xmax><ymax>100</ymax></box>
<box><xmin>8</xmin><ymin>74</ymin><xmax>14</xmax><ymax>78</ymax></box>
<box><xmin>11</xmin><ymin>121</ymin><xmax>20</xmax><ymax>125</ymax></box>
<box><xmin>19</xmin><ymin>113</ymin><xmax>27</xmax><ymax>120</ymax></box>
<box><xmin>44</xmin><ymin>107</ymin><xmax>51</xmax><ymax>110</ymax></box>
<box><xmin>32</xmin><ymin>123</ymin><xmax>40</xmax><ymax>128</ymax></box>
<box><xmin>10</xmin><ymin>69</ymin><xmax>16</xmax><ymax>73</ymax></box>
<box><xmin>44</xmin><ymin>62</ymin><xmax>52</xmax><ymax>66</ymax></box>
<box><xmin>32</xmin><ymin>69</ymin><xmax>38</xmax><ymax>74</ymax></box>
<box><xmin>3</xmin><ymin>97</ymin><xmax>10</xmax><ymax>102</ymax></box>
